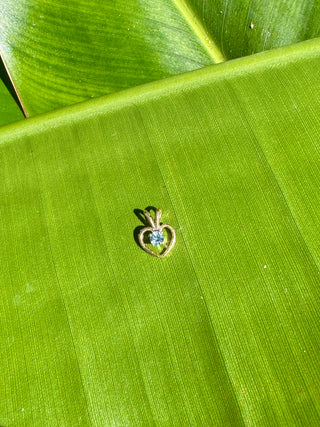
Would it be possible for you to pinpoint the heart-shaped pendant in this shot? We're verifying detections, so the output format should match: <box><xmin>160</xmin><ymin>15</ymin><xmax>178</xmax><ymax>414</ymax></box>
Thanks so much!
<box><xmin>138</xmin><ymin>209</ymin><xmax>176</xmax><ymax>258</ymax></box>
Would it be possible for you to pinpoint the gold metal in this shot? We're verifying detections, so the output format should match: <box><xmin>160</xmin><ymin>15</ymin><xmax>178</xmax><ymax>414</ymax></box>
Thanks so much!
<box><xmin>138</xmin><ymin>209</ymin><xmax>176</xmax><ymax>258</ymax></box>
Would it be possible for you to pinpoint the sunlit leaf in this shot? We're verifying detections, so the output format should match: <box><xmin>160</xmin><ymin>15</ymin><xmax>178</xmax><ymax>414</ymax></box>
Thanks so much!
<box><xmin>1</xmin><ymin>39</ymin><xmax>320</xmax><ymax>425</ymax></box>
<box><xmin>1</xmin><ymin>0</ymin><xmax>320</xmax><ymax>116</ymax></box>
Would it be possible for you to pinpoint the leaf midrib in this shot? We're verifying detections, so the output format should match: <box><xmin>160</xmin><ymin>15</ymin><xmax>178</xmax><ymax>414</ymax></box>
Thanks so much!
<box><xmin>172</xmin><ymin>0</ymin><xmax>226</xmax><ymax>63</ymax></box>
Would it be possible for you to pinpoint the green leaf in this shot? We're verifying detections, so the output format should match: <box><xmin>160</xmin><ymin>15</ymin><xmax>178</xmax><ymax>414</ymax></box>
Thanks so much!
<box><xmin>189</xmin><ymin>0</ymin><xmax>320</xmax><ymax>58</ymax></box>
<box><xmin>0</xmin><ymin>0</ymin><xmax>214</xmax><ymax>117</ymax></box>
<box><xmin>0</xmin><ymin>78</ymin><xmax>23</xmax><ymax>125</ymax></box>
<box><xmin>0</xmin><ymin>59</ymin><xmax>24</xmax><ymax>126</ymax></box>
<box><xmin>1</xmin><ymin>0</ymin><xmax>320</xmax><ymax>117</ymax></box>
<box><xmin>1</xmin><ymin>38</ymin><xmax>320</xmax><ymax>424</ymax></box>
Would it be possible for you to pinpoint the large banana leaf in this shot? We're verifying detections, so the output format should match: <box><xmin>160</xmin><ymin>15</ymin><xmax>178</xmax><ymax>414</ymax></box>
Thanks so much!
<box><xmin>1</xmin><ymin>0</ymin><xmax>320</xmax><ymax>117</ymax></box>
<box><xmin>1</xmin><ymin>38</ymin><xmax>320</xmax><ymax>425</ymax></box>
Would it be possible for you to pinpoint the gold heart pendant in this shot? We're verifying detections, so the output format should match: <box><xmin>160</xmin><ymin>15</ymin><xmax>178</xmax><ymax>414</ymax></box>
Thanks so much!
<box><xmin>138</xmin><ymin>209</ymin><xmax>176</xmax><ymax>258</ymax></box>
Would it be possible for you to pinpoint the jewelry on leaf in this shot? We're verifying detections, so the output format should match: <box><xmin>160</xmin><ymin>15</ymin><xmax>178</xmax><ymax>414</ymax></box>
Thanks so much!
<box><xmin>138</xmin><ymin>209</ymin><xmax>176</xmax><ymax>258</ymax></box>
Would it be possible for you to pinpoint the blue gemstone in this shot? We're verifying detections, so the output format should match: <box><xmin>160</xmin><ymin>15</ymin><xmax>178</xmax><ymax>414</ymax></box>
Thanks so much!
<box><xmin>150</xmin><ymin>230</ymin><xmax>164</xmax><ymax>246</ymax></box>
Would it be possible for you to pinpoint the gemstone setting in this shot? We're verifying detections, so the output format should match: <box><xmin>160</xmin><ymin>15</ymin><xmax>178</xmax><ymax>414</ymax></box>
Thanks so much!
<box><xmin>150</xmin><ymin>230</ymin><xmax>164</xmax><ymax>246</ymax></box>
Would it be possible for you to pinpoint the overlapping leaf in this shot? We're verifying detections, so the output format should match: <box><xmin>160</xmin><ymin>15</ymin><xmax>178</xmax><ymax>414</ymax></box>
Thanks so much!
<box><xmin>0</xmin><ymin>78</ymin><xmax>23</xmax><ymax>125</ymax></box>
<box><xmin>0</xmin><ymin>59</ymin><xmax>24</xmax><ymax>126</ymax></box>
<box><xmin>1</xmin><ymin>0</ymin><xmax>320</xmax><ymax>116</ymax></box>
